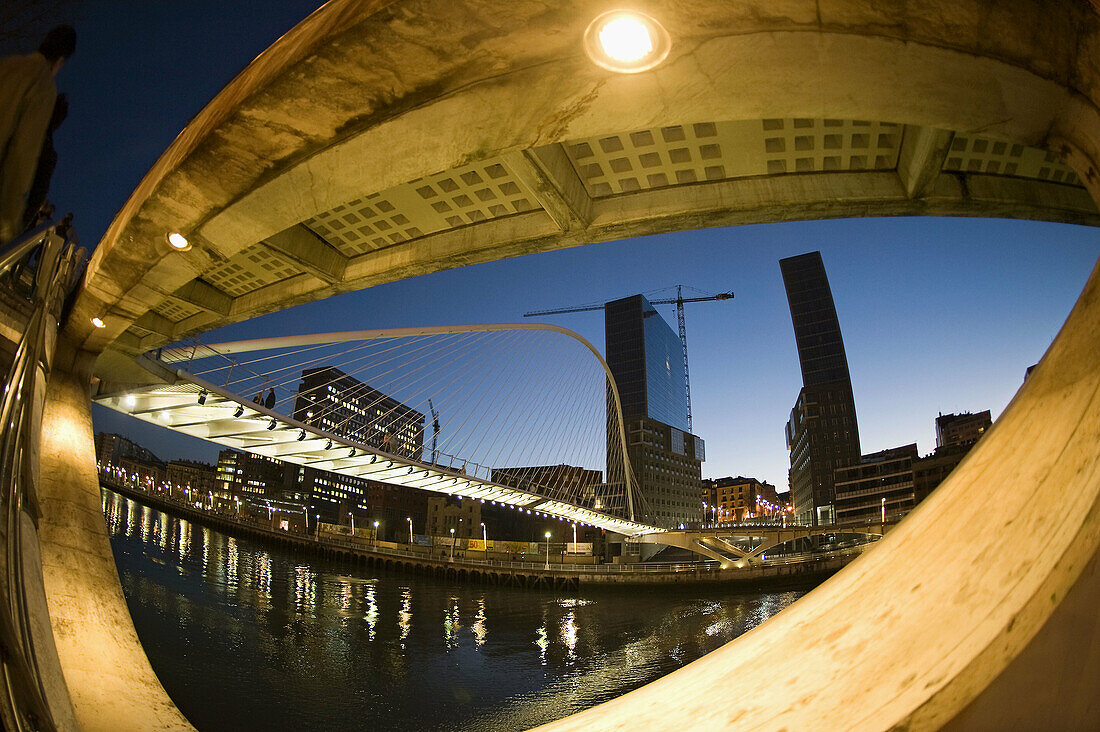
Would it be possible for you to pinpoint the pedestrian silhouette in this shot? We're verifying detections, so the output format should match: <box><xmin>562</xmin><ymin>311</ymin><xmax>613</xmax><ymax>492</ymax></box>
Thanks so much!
<box><xmin>22</xmin><ymin>93</ymin><xmax>68</xmax><ymax>232</ymax></box>
<box><xmin>0</xmin><ymin>25</ymin><xmax>76</xmax><ymax>244</ymax></box>
<box><xmin>264</xmin><ymin>389</ymin><xmax>276</xmax><ymax>409</ymax></box>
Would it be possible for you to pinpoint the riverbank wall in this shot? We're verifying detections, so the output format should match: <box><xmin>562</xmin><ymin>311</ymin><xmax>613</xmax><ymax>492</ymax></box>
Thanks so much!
<box><xmin>103</xmin><ymin>481</ymin><xmax>859</xmax><ymax>590</ymax></box>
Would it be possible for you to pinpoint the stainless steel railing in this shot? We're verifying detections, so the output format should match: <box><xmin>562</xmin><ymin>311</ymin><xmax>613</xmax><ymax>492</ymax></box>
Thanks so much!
<box><xmin>0</xmin><ymin>220</ymin><xmax>85</xmax><ymax>732</ymax></box>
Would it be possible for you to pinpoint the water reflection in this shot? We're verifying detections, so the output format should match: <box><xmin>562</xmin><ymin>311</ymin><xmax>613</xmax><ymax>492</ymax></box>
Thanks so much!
<box><xmin>398</xmin><ymin>588</ymin><xmax>412</xmax><ymax>646</ymax></box>
<box><xmin>472</xmin><ymin>599</ymin><xmax>487</xmax><ymax>649</ymax></box>
<box><xmin>102</xmin><ymin>489</ymin><xmax>809</xmax><ymax>732</ymax></box>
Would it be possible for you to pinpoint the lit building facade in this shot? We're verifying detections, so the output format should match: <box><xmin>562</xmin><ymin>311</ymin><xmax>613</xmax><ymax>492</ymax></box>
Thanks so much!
<box><xmin>781</xmin><ymin>252</ymin><xmax>861</xmax><ymax>525</ymax></box>
<box><xmin>605</xmin><ymin>294</ymin><xmax>703</xmax><ymax>528</ymax></box>
<box><xmin>293</xmin><ymin>366</ymin><xmax>425</xmax><ymax>458</ymax></box>
<box><xmin>833</xmin><ymin>444</ymin><xmax>918</xmax><ymax>523</ymax></box>
<box><xmin>215</xmin><ymin>449</ymin><xmax>285</xmax><ymax>499</ymax></box>
<box><xmin>491</xmin><ymin>464</ymin><xmax>602</xmax><ymax>504</ymax></box>
<box><xmin>426</xmin><ymin>496</ymin><xmax>481</xmax><ymax>539</ymax></box>
<box><xmin>166</xmin><ymin>459</ymin><xmax>217</xmax><ymax>495</ymax></box>
<box><xmin>913</xmin><ymin>410</ymin><xmax>992</xmax><ymax>503</ymax></box>
<box><xmin>703</xmin><ymin>475</ymin><xmax>780</xmax><ymax>522</ymax></box>
<box><xmin>285</xmin><ymin>465</ymin><xmax>430</xmax><ymax>539</ymax></box>
<box><xmin>935</xmin><ymin>410</ymin><xmax>992</xmax><ymax>448</ymax></box>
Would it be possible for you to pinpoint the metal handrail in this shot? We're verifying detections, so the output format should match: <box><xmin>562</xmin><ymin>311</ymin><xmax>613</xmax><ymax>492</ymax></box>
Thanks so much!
<box><xmin>0</xmin><ymin>220</ymin><xmax>83</xmax><ymax>732</ymax></box>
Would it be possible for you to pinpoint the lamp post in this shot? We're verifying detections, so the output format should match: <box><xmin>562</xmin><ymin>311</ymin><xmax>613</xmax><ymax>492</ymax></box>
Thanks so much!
<box><xmin>407</xmin><ymin>517</ymin><xmax>413</xmax><ymax>544</ymax></box>
<box><xmin>544</xmin><ymin>531</ymin><xmax>551</xmax><ymax>570</ymax></box>
<box><xmin>481</xmin><ymin>522</ymin><xmax>487</xmax><ymax>553</ymax></box>
<box><xmin>302</xmin><ymin>506</ymin><xmax>308</xmax><ymax>534</ymax></box>
<box><xmin>349</xmin><ymin>512</ymin><xmax>355</xmax><ymax>535</ymax></box>
<box><xmin>572</xmin><ymin>523</ymin><xmax>577</xmax><ymax>556</ymax></box>
<box><xmin>881</xmin><ymin>497</ymin><xmax>886</xmax><ymax>524</ymax></box>
<box><xmin>314</xmin><ymin>514</ymin><xmax>320</xmax><ymax>539</ymax></box>
<box><xmin>373</xmin><ymin>520</ymin><xmax>380</xmax><ymax>545</ymax></box>
<box><xmin>449</xmin><ymin>527</ymin><xmax>456</xmax><ymax>561</ymax></box>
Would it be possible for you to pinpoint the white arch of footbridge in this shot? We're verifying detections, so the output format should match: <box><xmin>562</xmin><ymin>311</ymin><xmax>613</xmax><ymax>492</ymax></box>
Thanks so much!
<box><xmin>94</xmin><ymin>323</ymin><xmax>661</xmax><ymax>537</ymax></box>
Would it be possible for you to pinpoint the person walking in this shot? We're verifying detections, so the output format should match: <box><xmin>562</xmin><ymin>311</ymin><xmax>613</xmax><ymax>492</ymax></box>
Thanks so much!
<box><xmin>21</xmin><ymin>92</ymin><xmax>68</xmax><ymax>232</ymax></box>
<box><xmin>0</xmin><ymin>25</ymin><xmax>76</xmax><ymax>244</ymax></box>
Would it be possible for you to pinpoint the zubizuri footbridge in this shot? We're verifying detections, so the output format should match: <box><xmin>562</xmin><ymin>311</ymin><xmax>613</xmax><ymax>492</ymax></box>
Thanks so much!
<box><xmin>2</xmin><ymin>1</ymin><xmax>1099</xmax><ymax>730</ymax></box>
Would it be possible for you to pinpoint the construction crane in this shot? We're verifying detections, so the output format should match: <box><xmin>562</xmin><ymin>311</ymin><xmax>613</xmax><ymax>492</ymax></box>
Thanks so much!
<box><xmin>428</xmin><ymin>398</ymin><xmax>440</xmax><ymax>464</ymax></box>
<box><xmin>524</xmin><ymin>285</ymin><xmax>733</xmax><ymax>432</ymax></box>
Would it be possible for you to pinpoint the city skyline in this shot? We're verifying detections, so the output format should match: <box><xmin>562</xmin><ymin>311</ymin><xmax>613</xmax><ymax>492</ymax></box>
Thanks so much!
<box><xmin>17</xmin><ymin>1</ymin><xmax>1099</xmax><ymax>494</ymax></box>
<box><xmin>91</xmin><ymin>217</ymin><xmax>1100</xmax><ymax>495</ymax></box>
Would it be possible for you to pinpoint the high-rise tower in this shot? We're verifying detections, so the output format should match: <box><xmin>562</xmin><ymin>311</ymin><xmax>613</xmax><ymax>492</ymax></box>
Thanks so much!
<box><xmin>605</xmin><ymin>295</ymin><xmax>703</xmax><ymax>528</ymax></box>
<box><xmin>780</xmin><ymin>252</ymin><xmax>861</xmax><ymax>525</ymax></box>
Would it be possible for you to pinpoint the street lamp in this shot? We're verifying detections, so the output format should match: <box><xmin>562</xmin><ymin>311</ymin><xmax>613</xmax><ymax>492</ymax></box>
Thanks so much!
<box><xmin>572</xmin><ymin>523</ymin><xmax>577</xmax><ymax>555</ymax></box>
<box><xmin>407</xmin><ymin>516</ymin><xmax>413</xmax><ymax>544</ymax></box>
<box><xmin>374</xmin><ymin>520</ymin><xmax>380</xmax><ymax>545</ymax></box>
<box><xmin>544</xmin><ymin>531</ymin><xmax>551</xmax><ymax>570</ymax></box>
<box><xmin>349</xmin><ymin>512</ymin><xmax>355</xmax><ymax>534</ymax></box>
<box><xmin>449</xmin><ymin>527</ymin><xmax>456</xmax><ymax>561</ymax></box>
<box><xmin>481</xmin><ymin>522</ymin><xmax>487</xmax><ymax>552</ymax></box>
<box><xmin>881</xmin><ymin>497</ymin><xmax>886</xmax><ymax>524</ymax></box>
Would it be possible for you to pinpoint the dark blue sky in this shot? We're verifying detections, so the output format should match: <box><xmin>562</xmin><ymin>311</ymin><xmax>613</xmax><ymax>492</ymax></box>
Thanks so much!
<box><xmin>36</xmin><ymin>2</ymin><xmax>1100</xmax><ymax>489</ymax></box>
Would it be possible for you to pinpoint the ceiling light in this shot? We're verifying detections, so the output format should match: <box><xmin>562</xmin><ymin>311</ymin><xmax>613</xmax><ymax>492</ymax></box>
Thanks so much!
<box><xmin>584</xmin><ymin>10</ymin><xmax>670</xmax><ymax>73</ymax></box>
<box><xmin>166</xmin><ymin>232</ymin><xmax>191</xmax><ymax>251</ymax></box>
<box><xmin>197</xmin><ymin>391</ymin><xmax>207</xmax><ymax>405</ymax></box>
<box><xmin>123</xmin><ymin>394</ymin><xmax>135</xmax><ymax>409</ymax></box>
<box><xmin>267</xmin><ymin>418</ymin><xmax>277</xmax><ymax>430</ymax></box>
<box><xmin>233</xmin><ymin>404</ymin><xmax>244</xmax><ymax>418</ymax></box>
<box><xmin>91</xmin><ymin>317</ymin><xmax>105</xmax><ymax>328</ymax></box>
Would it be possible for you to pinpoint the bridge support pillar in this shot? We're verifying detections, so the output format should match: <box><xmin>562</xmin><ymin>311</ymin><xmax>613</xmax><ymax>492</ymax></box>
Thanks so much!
<box><xmin>36</xmin><ymin>350</ymin><xmax>192</xmax><ymax>730</ymax></box>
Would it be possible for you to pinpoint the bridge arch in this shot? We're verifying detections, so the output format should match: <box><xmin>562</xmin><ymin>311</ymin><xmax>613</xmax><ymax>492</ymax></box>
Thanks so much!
<box><xmin>23</xmin><ymin>1</ymin><xmax>1100</xmax><ymax>729</ymax></box>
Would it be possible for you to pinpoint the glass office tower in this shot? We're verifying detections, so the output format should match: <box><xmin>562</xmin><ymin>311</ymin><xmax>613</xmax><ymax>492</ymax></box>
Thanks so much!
<box><xmin>605</xmin><ymin>295</ymin><xmax>702</xmax><ymax>528</ymax></box>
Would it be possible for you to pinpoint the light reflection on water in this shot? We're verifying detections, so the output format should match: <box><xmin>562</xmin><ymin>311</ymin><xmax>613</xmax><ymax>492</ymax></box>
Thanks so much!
<box><xmin>102</xmin><ymin>489</ymin><xmax>809</xmax><ymax>731</ymax></box>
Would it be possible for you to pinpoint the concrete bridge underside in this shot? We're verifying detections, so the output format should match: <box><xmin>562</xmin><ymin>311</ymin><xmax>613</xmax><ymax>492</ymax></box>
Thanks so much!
<box><xmin>24</xmin><ymin>1</ymin><xmax>1100</xmax><ymax>729</ymax></box>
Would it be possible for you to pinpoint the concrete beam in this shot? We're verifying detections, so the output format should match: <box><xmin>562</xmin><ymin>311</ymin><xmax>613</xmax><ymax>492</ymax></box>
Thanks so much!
<box><xmin>262</xmin><ymin>225</ymin><xmax>347</xmax><ymax>284</ymax></box>
<box><xmin>131</xmin><ymin>310</ymin><xmax>176</xmax><ymax>340</ymax></box>
<box><xmin>503</xmin><ymin>147</ymin><xmax>592</xmax><ymax>232</ymax></box>
<box><xmin>898</xmin><ymin>125</ymin><xmax>955</xmax><ymax>198</ymax></box>
<box><xmin>172</xmin><ymin>278</ymin><xmax>233</xmax><ymax>317</ymax></box>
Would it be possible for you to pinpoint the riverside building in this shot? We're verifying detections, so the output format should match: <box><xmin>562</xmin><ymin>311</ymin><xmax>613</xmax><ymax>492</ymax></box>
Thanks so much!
<box><xmin>781</xmin><ymin>252</ymin><xmax>861</xmax><ymax>525</ymax></box>
<box><xmin>604</xmin><ymin>294</ymin><xmax>704</xmax><ymax>529</ymax></box>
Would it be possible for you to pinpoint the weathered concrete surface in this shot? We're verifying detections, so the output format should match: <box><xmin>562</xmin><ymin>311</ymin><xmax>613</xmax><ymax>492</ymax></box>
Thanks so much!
<box><xmin>37</xmin><ymin>358</ymin><xmax>194</xmax><ymax>731</ymax></box>
<box><xmin>66</xmin><ymin>0</ymin><xmax>1100</xmax><ymax>365</ymax></box>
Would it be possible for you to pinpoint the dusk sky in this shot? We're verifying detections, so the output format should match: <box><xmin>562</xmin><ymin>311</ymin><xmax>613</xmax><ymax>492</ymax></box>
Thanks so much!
<box><xmin>21</xmin><ymin>2</ymin><xmax>1100</xmax><ymax>492</ymax></box>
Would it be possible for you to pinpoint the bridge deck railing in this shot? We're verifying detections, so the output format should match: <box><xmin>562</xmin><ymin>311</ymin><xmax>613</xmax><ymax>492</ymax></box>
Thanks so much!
<box><xmin>0</xmin><ymin>221</ymin><xmax>85</xmax><ymax>732</ymax></box>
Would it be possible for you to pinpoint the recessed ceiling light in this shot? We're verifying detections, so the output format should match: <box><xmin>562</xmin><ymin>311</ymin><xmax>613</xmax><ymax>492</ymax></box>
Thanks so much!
<box><xmin>584</xmin><ymin>10</ymin><xmax>670</xmax><ymax>73</ymax></box>
<box><xmin>166</xmin><ymin>232</ymin><xmax>191</xmax><ymax>251</ymax></box>
<box><xmin>91</xmin><ymin>317</ymin><xmax>106</xmax><ymax>328</ymax></box>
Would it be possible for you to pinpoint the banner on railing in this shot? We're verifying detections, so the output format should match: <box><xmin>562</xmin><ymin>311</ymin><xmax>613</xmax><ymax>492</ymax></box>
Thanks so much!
<box><xmin>412</xmin><ymin>534</ymin><xmax>431</xmax><ymax>546</ymax></box>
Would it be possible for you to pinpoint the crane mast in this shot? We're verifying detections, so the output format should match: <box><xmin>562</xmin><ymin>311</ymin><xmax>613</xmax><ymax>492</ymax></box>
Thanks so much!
<box><xmin>428</xmin><ymin>398</ymin><xmax>439</xmax><ymax>464</ymax></box>
<box><xmin>676</xmin><ymin>285</ymin><xmax>693</xmax><ymax>431</ymax></box>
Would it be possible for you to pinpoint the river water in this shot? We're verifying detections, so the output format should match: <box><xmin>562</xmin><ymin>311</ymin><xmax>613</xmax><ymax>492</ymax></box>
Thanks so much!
<box><xmin>102</xmin><ymin>489</ymin><xmax>811</xmax><ymax>731</ymax></box>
